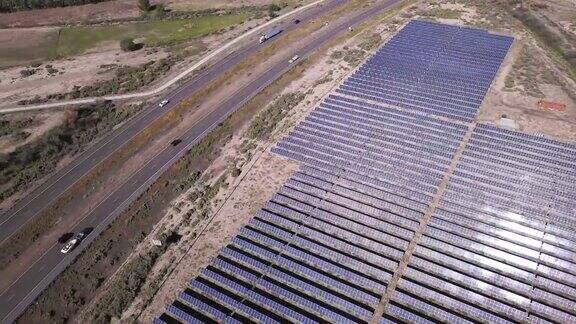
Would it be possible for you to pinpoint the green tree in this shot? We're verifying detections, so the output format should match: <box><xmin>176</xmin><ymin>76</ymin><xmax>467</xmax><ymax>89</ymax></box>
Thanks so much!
<box><xmin>268</xmin><ymin>3</ymin><xmax>281</xmax><ymax>18</ymax></box>
<box><xmin>119</xmin><ymin>38</ymin><xmax>138</xmax><ymax>52</ymax></box>
<box><xmin>137</xmin><ymin>0</ymin><xmax>151</xmax><ymax>12</ymax></box>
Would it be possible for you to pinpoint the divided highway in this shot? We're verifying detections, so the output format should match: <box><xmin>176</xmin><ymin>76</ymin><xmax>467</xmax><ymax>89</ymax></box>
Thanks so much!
<box><xmin>0</xmin><ymin>0</ymin><xmax>403</xmax><ymax>322</ymax></box>
<box><xmin>0</xmin><ymin>0</ymin><xmax>345</xmax><ymax>247</ymax></box>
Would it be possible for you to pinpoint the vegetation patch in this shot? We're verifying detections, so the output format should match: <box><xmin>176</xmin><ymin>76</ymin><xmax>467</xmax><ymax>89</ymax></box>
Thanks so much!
<box><xmin>0</xmin><ymin>101</ymin><xmax>144</xmax><ymax>204</ymax></box>
<box><xmin>0</xmin><ymin>0</ymin><xmax>110</xmax><ymax>13</ymax></box>
<box><xmin>0</xmin><ymin>117</ymin><xmax>35</xmax><ymax>137</ymax></box>
<box><xmin>56</xmin><ymin>13</ymin><xmax>248</xmax><ymax>57</ymax></box>
<box><xmin>504</xmin><ymin>45</ymin><xmax>560</xmax><ymax>97</ymax></box>
<box><xmin>358</xmin><ymin>34</ymin><xmax>383</xmax><ymax>52</ymax></box>
<box><xmin>509</xmin><ymin>7</ymin><xmax>576</xmax><ymax>76</ymax></box>
<box><xmin>246</xmin><ymin>92</ymin><xmax>305</xmax><ymax>140</ymax></box>
<box><xmin>18</xmin><ymin>54</ymin><xmax>191</xmax><ymax>105</ymax></box>
<box><xmin>422</xmin><ymin>8</ymin><xmax>463</xmax><ymax>19</ymax></box>
<box><xmin>83</xmin><ymin>244</ymin><xmax>167</xmax><ymax>323</ymax></box>
<box><xmin>313</xmin><ymin>70</ymin><xmax>334</xmax><ymax>86</ymax></box>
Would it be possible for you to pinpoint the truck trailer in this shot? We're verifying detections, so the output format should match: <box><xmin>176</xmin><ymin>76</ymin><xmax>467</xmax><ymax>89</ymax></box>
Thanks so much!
<box><xmin>259</xmin><ymin>27</ymin><xmax>282</xmax><ymax>44</ymax></box>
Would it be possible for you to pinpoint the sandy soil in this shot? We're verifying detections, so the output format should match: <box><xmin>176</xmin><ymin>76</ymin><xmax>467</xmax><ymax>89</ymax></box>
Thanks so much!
<box><xmin>0</xmin><ymin>49</ymin><xmax>168</xmax><ymax>105</ymax></box>
<box><xmin>477</xmin><ymin>36</ymin><xmax>576</xmax><ymax>141</ymax></box>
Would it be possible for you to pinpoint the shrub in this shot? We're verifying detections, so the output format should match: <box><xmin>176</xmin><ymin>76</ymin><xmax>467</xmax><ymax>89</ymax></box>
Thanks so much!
<box><xmin>19</xmin><ymin>69</ymin><xmax>36</xmax><ymax>78</ymax></box>
<box><xmin>0</xmin><ymin>101</ymin><xmax>145</xmax><ymax>202</ymax></box>
<box><xmin>137</xmin><ymin>0</ymin><xmax>151</xmax><ymax>12</ymax></box>
<box><xmin>230</xmin><ymin>166</ymin><xmax>241</xmax><ymax>177</ymax></box>
<box><xmin>246</xmin><ymin>92</ymin><xmax>305</xmax><ymax>140</ymax></box>
<box><xmin>119</xmin><ymin>38</ymin><xmax>139</xmax><ymax>52</ymax></box>
<box><xmin>268</xmin><ymin>3</ymin><xmax>281</xmax><ymax>17</ymax></box>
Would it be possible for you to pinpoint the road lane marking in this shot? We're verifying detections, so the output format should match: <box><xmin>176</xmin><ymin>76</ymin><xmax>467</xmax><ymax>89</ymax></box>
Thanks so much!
<box><xmin>0</xmin><ymin>0</ymin><xmax>335</xmax><ymax>245</ymax></box>
<box><xmin>0</xmin><ymin>0</ymin><xmax>329</xmax><ymax>114</ymax></box>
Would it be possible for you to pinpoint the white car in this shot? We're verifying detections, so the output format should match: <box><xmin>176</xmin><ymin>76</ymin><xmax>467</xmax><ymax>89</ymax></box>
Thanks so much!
<box><xmin>158</xmin><ymin>100</ymin><xmax>169</xmax><ymax>107</ymax></box>
<box><xmin>289</xmin><ymin>55</ymin><xmax>300</xmax><ymax>64</ymax></box>
<box><xmin>60</xmin><ymin>232</ymin><xmax>85</xmax><ymax>254</ymax></box>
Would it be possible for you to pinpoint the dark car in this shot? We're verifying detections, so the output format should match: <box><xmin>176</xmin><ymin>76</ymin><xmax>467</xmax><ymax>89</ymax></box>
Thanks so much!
<box><xmin>294</xmin><ymin>19</ymin><xmax>301</xmax><ymax>24</ymax></box>
<box><xmin>171</xmin><ymin>139</ymin><xmax>182</xmax><ymax>146</ymax></box>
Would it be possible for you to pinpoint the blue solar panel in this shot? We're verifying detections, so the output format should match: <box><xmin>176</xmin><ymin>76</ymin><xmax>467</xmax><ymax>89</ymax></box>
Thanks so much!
<box><xmin>159</xmin><ymin>20</ymin><xmax>576</xmax><ymax>324</ymax></box>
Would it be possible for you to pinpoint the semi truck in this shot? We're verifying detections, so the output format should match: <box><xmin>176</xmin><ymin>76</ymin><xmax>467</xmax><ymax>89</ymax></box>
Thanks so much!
<box><xmin>259</xmin><ymin>27</ymin><xmax>282</xmax><ymax>44</ymax></box>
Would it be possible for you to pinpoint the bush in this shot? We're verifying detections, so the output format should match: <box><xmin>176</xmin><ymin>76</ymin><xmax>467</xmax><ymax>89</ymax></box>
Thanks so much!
<box><xmin>119</xmin><ymin>38</ymin><xmax>139</xmax><ymax>52</ymax></box>
<box><xmin>19</xmin><ymin>69</ymin><xmax>36</xmax><ymax>78</ymax></box>
<box><xmin>268</xmin><ymin>3</ymin><xmax>280</xmax><ymax>18</ymax></box>
<box><xmin>85</xmin><ymin>247</ymin><xmax>164</xmax><ymax>322</ymax></box>
<box><xmin>150</xmin><ymin>3</ymin><xmax>165</xmax><ymax>18</ymax></box>
<box><xmin>137</xmin><ymin>0</ymin><xmax>151</xmax><ymax>12</ymax></box>
<box><xmin>230</xmin><ymin>166</ymin><xmax>241</xmax><ymax>177</ymax></box>
<box><xmin>246</xmin><ymin>92</ymin><xmax>305</xmax><ymax>140</ymax></box>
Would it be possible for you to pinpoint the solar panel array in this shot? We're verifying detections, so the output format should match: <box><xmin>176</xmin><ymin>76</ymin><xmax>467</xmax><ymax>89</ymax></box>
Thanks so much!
<box><xmin>157</xmin><ymin>20</ymin><xmax>574</xmax><ymax>323</ymax></box>
<box><xmin>155</xmin><ymin>101</ymin><xmax>467</xmax><ymax>322</ymax></box>
<box><xmin>156</xmin><ymin>165</ymin><xmax>426</xmax><ymax>323</ymax></box>
<box><xmin>445</xmin><ymin>124</ymin><xmax>576</xmax><ymax>227</ymax></box>
<box><xmin>383</xmin><ymin>125</ymin><xmax>576</xmax><ymax>324</ymax></box>
<box><xmin>337</xmin><ymin>20</ymin><xmax>512</xmax><ymax>122</ymax></box>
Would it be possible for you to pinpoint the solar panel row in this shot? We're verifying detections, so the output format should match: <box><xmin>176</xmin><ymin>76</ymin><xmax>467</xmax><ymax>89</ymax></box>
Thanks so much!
<box><xmin>158</xmin><ymin>162</ymin><xmax>443</xmax><ymax>323</ymax></box>
<box><xmin>338</xmin><ymin>20</ymin><xmax>513</xmax><ymax>122</ymax></box>
<box><xmin>445</xmin><ymin>123</ymin><xmax>576</xmax><ymax>227</ymax></box>
<box><xmin>383</xmin><ymin>125</ymin><xmax>576</xmax><ymax>323</ymax></box>
<box><xmin>157</xmin><ymin>20</ymin><xmax>575</xmax><ymax>324</ymax></box>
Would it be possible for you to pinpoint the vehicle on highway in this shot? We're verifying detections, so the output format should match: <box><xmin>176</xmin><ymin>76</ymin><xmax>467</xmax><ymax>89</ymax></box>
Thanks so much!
<box><xmin>259</xmin><ymin>27</ymin><xmax>282</xmax><ymax>44</ymax></box>
<box><xmin>289</xmin><ymin>55</ymin><xmax>300</xmax><ymax>64</ymax></box>
<box><xmin>159</xmin><ymin>100</ymin><xmax>169</xmax><ymax>107</ymax></box>
<box><xmin>171</xmin><ymin>139</ymin><xmax>182</xmax><ymax>146</ymax></box>
<box><xmin>60</xmin><ymin>232</ymin><xmax>85</xmax><ymax>254</ymax></box>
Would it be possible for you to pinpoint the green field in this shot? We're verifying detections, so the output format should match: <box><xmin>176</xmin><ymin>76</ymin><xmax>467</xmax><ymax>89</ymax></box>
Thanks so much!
<box><xmin>56</xmin><ymin>14</ymin><xmax>247</xmax><ymax>56</ymax></box>
<box><xmin>0</xmin><ymin>29</ymin><xmax>60</xmax><ymax>68</ymax></box>
<box><xmin>0</xmin><ymin>13</ymin><xmax>247</xmax><ymax>68</ymax></box>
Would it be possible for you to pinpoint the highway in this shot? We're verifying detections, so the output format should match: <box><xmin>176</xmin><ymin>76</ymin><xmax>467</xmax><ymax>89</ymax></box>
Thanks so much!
<box><xmin>0</xmin><ymin>0</ymin><xmax>345</xmax><ymax>247</ymax></box>
<box><xmin>0</xmin><ymin>0</ymin><xmax>403</xmax><ymax>322</ymax></box>
<box><xmin>0</xmin><ymin>0</ymin><xmax>330</xmax><ymax>114</ymax></box>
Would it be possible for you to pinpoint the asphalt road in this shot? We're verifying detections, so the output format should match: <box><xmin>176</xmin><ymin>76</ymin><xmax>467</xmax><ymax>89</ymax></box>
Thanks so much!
<box><xmin>0</xmin><ymin>0</ymin><xmax>345</xmax><ymax>246</ymax></box>
<box><xmin>0</xmin><ymin>0</ymin><xmax>402</xmax><ymax>322</ymax></box>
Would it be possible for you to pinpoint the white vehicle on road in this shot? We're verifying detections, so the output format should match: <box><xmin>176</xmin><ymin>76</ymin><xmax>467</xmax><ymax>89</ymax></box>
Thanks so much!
<box><xmin>158</xmin><ymin>100</ymin><xmax>169</xmax><ymax>107</ymax></box>
<box><xmin>60</xmin><ymin>232</ymin><xmax>85</xmax><ymax>254</ymax></box>
<box><xmin>289</xmin><ymin>55</ymin><xmax>300</xmax><ymax>64</ymax></box>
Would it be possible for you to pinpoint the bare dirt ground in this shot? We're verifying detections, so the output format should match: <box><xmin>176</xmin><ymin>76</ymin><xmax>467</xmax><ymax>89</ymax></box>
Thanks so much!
<box><xmin>0</xmin><ymin>49</ymin><xmax>168</xmax><ymax>105</ymax></box>
<box><xmin>0</xmin><ymin>0</ymin><xmax>314</xmax><ymax>28</ymax></box>
<box><xmin>0</xmin><ymin>111</ymin><xmax>67</xmax><ymax>154</ymax></box>
<box><xmin>0</xmin><ymin>0</ymin><xmax>138</xmax><ymax>28</ymax></box>
<box><xmin>479</xmin><ymin>36</ymin><xmax>576</xmax><ymax>140</ymax></box>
